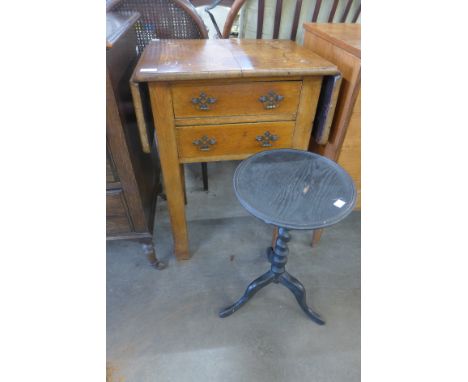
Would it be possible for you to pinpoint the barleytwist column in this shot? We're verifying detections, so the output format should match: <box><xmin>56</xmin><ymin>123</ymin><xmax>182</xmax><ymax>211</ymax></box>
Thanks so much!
<box><xmin>271</xmin><ymin>227</ymin><xmax>290</xmax><ymax>279</ymax></box>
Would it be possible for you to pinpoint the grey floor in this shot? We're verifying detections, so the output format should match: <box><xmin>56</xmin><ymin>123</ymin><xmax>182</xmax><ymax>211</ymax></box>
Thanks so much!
<box><xmin>107</xmin><ymin>161</ymin><xmax>361</xmax><ymax>382</ymax></box>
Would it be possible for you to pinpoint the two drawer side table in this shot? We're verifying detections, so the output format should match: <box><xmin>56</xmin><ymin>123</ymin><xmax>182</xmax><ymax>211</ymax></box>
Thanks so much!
<box><xmin>131</xmin><ymin>39</ymin><xmax>340</xmax><ymax>260</ymax></box>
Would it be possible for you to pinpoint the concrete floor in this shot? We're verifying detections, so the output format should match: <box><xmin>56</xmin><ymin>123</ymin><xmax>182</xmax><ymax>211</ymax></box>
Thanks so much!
<box><xmin>107</xmin><ymin>161</ymin><xmax>361</xmax><ymax>382</ymax></box>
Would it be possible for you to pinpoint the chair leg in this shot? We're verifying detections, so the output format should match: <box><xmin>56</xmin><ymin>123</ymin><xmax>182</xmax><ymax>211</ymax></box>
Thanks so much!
<box><xmin>201</xmin><ymin>162</ymin><xmax>208</xmax><ymax>191</ymax></box>
<box><xmin>311</xmin><ymin>229</ymin><xmax>323</xmax><ymax>247</ymax></box>
<box><xmin>141</xmin><ymin>237</ymin><xmax>167</xmax><ymax>270</ymax></box>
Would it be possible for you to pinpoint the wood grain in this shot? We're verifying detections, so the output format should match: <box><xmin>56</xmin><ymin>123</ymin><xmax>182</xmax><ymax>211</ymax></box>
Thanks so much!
<box><xmin>233</xmin><ymin>149</ymin><xmax>356</xmax><ymax>230</ymax></box>
<box><xmin>303</xmin><ymin>23</ymin><xmax>361</xmax><ymax>58</ymax></box>
<box><xmin>337</xmin><ymin>89</ymin><xmax>360</xmax><ymax>208</ymax></box>
<box><xmin>106</xmin><ymin>70</ymin><xmax>148</xmax><ymax>232</ymax></box>
<box><xmin>106</xmin><ymin>7</ymin><xmax>161</xmax><ymax>268</ymax></box>
<box><xmin>133</xmin><ymin>39</ymin><xmax>338</xmax><ymax>82</ymax></box>
<box><xmin>172</xmin><ymin>81</ymin><xmax>302</xmax><ymax>119</ymax></box>
<box><xmin>134</xmin><ymin>39</ymin><xmax>339</xmax><ymax>259</ymax></box>
<box><xmin>174</xmin><ymin>113</ymin><xmax>297</xmax><ymax>127</ymax></box>
<box><xmin>176</xmin><ymin>121</ymin><xmax>295</xmax><ymax>161</ymax></box>
<box><xmin>149</xmin><ymin>83</ymin><xmax>190</xmax><ymax>260</ymax></box>
<box><xmin>304</xmin><ymin>23</ymin><xmax>361</xmax><ymax>210</ymax></box>
<box><xmin>292</xmin><ymin>77</ymin><xmax>322</xmax><ymax>149</ymax></box>
<box><xmin>106</xmin><ymin>189</ymin><xmax>133</xmax><ymax>234</ymax></box>
<box><xmin>106</xmin><ymin>142</ymin><xmax>119</xmax><ymax>184</ymax></box>
<box><xmin>130</xmin><ymin>80</ymin><xmax>151</xmax><ymax>153</ymax></box>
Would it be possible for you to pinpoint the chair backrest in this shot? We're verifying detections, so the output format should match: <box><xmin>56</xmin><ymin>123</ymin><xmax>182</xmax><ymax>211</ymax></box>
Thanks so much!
<box><xmin>221</xmin><ymin>0</ymin><xmax>360</xmax><ymax>41</ymax></box>
<box><xmin>116</xmin><ymin>0</ymin><xmax>209</xmax><ymax>54</ymax></box>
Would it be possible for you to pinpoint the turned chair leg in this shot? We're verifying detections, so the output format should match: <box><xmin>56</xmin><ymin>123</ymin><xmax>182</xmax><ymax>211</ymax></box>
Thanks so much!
<box><xmin>141</xmin><ymin>238</ymin><xmax>167</xmax><ymax>270</ymax></box>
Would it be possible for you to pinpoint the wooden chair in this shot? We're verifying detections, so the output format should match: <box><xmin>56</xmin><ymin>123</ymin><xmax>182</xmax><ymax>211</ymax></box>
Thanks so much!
<box><xmin>207</xmin><ymin>0</ymin><xmax>360</xmax><ymax>41</ymax></box>
<box><xmin>115</xmin><ymin>0</ymin><xmax>208</xmax><ymax>52</ymax></box>
<box><xmin>115</xmin><ymin>0</ymin><xmax>211</xmax><ymax>191</ymax></box>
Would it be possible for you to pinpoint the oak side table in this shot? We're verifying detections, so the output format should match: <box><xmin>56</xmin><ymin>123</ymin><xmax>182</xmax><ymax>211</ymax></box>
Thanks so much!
<box><xmin>131</xmin><ymin>39</ymin><xmax>339</xmax><ymax>260</ymax></box>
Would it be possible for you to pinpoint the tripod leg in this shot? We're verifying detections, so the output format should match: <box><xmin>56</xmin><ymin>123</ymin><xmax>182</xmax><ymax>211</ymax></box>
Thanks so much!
<box><xmin>279</xmin><ymin>272</ymin><xmax>325</xmax><ymax>325</ymax></box>
<box><xmin>219</xmin><ymin>270</ymin><xmax>275</xmax><ymax>318</ymax></box>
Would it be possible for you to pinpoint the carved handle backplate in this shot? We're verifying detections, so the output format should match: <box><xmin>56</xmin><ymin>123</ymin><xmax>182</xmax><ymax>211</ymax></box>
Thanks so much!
<box><xmin>259</xmin><ymin>91</ymin><xmax>284</xmax><ymax>109</ymax></box>
<box><xmin>193</xmin><ymin>135</ymin><xmax>217</xmax><ymax>151</ymax></box>
<box><xmin>192</xmin><ymin>92</ymin><xmax>217</xmax><ymax>111</ymax></box>
<box><xmin>256</xmin><ymin>131</ymin><xmax>278</xmax><ymax>147</ymax></box>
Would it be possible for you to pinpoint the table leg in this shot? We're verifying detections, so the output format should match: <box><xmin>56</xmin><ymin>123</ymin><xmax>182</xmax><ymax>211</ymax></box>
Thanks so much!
<box><xmin>220</xmin><ymin>227</ymin><xmax>324</xmax><ymax>324</ymax></box>
<box><xmin>149</xmin><ymin>83</ymin><xmax>190</xmax><ymax>260</ymax></box>
<box><xmin>162</xmin><ymin>163</ymin><xmax>190</xmax><ymax>260</ymax></box>
<box><xmin>219</xmin><ymin>271</ymin><xmax>275</xmax><ymax>318</ymax></box>
<box><xmin>201</xmin><ymin>162</ymin><xmax>208</xmax><ymax>191</ymax></box>
<box><xmin>279</xmin><ymin>272</ymin><xmax>325</xmax><ymax>325</ymax></box>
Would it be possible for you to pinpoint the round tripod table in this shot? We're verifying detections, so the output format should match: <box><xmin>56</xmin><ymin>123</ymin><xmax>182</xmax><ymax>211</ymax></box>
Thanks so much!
<box><xmin>219</xmin><ymin>149</ymin><xmax>356</xmax><ymax>324</ymax></box>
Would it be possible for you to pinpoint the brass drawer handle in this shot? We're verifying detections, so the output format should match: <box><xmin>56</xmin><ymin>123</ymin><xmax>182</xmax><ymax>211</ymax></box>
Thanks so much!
<box><xmin>193</xmin><ymin>135</ymin><xmax>217</xmax><ymax>151</ymax></box>
<box><xmin>256</xmin><ymin>131</ymin><xmax>278</xmax><ymax>147</ymax></box>
<box><xmin>192</xmin><ymin>92</ymin><xmax>217</xmax><ymax>111</ymax></box>
<box><xmin>259</xmin><ymin>91</ymin><xmax>284</xmax><ymax>109</ymax></box>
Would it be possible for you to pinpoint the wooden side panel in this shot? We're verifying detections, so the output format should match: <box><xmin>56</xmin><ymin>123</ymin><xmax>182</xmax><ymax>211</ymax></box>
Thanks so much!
<box><xmin>106</xmin><ymin>143</ymin><xmax>119</xmax><ymax>183</ymax></box>
<box><xmin>304</xmin><ymin>28</ymin><xmax>361</xmax><ymax>210</ymax></box>
<box><xmin>312</xmin><ymin>74</ymin><xmax>342</xmax><ymax>145</ymax></box>
<box><xmin>337</xmin><ymin>89</ymin><xmax>360</xmax><ymax>208</ymax></box>
<box><xmin>149</xmin><ymin>83</ymin><xmax>190</xmax><ymax>260</ymax></box>
<box><xmin>107</xmin><ymin>189</ymin><xmax>133</xmax><ymax>234</ymax></box>
<box><xmin>106</xmin><ymin>11</ymin><xmax>159</xmax><ymax>237</ymax></box>
<box><xmin>292</xmin><ymin>77</ymin><xmax>322</xmax><ymax>149</ymax></box>
<box><xmin>304</xmin><ymin>31</ymin><xmax>360</xmax><ymax>156</ymax></box>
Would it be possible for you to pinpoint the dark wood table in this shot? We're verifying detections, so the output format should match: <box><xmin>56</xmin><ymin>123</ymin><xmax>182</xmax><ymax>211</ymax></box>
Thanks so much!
<box><xmin>219</xmin><ymin>149</ymin><xmax>356</xmax><ymax>323</ymax></box>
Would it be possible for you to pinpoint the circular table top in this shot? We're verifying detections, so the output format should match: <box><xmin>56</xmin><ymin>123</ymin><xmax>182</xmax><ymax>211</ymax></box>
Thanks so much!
<box><xmin>233</xmin><ymin>149</ymin><xmax>356</xmax><ymax>230</ymax></box>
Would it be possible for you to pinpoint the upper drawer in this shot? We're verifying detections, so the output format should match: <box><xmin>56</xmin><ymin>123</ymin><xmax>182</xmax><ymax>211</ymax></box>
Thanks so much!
<box><xmin>171</xmin><ymin>81</ymin><xmax>302</xmax><ymax>120</ymax></box>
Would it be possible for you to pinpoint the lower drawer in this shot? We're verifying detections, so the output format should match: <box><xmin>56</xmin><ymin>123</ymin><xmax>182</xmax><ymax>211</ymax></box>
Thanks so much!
<box><xmin>176</xmin><ymin>121</ymin><xmax>295</xmax><ymax>162</ymax></box>
<box><xmin>106</xmin><ymin>189</ymin><xmax>133</xmax><ymax>235</ymax></box>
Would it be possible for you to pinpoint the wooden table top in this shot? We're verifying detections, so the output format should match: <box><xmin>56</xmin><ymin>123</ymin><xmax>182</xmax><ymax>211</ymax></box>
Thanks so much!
<box><xmin>133</xmin><ymin>39</ymin><xmax>339</xmax><ymax>82</ymax></box>
<box><xmin>303</xmin><ymin>23</ymin><xmax>361</xmax><ymax>58</ymax></box>
<box><xmin>233</xmin><ymin>149</ymin><xmax>356</xmax><ymax>230</ymax></box>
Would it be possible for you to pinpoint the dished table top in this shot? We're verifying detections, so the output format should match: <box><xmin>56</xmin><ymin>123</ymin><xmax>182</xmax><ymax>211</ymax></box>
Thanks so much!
<box><xmin>234</xmin><ymin>149</ymin><xmax>356</xmax><ymax>230</ymax></box>
<box><xmin>132</xmin><ymin>39</ymin><xmax>339</xmax><ymax>82</ymax></box>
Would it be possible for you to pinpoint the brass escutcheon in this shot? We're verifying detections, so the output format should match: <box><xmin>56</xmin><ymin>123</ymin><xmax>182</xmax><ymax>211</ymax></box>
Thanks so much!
<box><xmin>256</xmin><ymin>131</ymin><xmax>278</xmax><ymax>147</ymax></box>
<box><xmin>192</xmin><ymin>92</ymin><xmax>217</xmax><ymax>111</ymax></box>
<box><xmin>193</xmin><ymin>135</ymin><xmax>217</xmax><ymax>151</ymax></box>
<box><xmin>259</xmin><ymin>91</ymin><xmax>284</xmax><ymax>109</ymax></box>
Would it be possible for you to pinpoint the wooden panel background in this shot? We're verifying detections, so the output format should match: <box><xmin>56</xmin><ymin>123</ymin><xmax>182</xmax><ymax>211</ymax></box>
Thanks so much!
<box><xmin>337</xmin><ymin>89</ymin><xmax>360</xmax><ymax>208</ymax></box>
